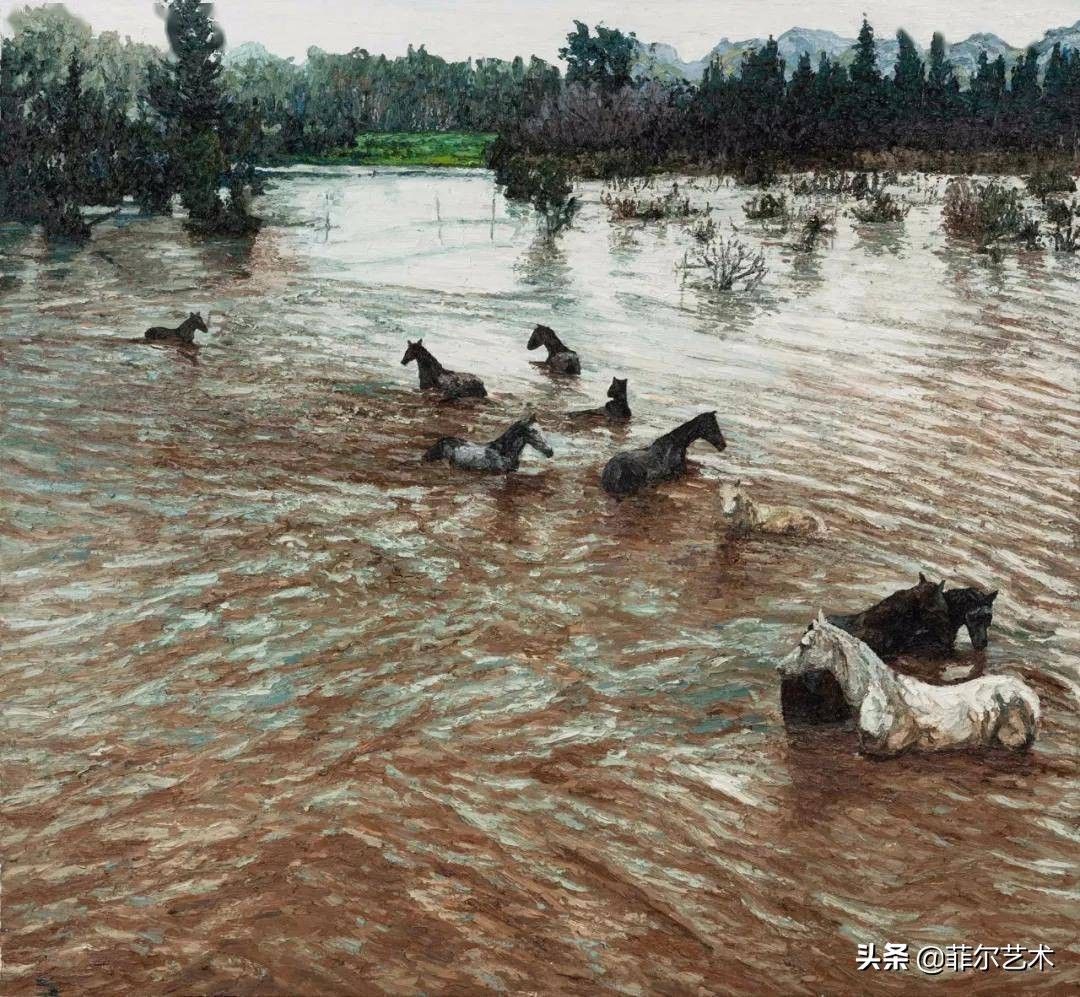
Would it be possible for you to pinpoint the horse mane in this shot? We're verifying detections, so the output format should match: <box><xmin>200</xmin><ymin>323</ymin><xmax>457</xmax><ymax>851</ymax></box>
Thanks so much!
<box><xmin>490</xmin><ymin>418</ymin><xmax>532</xmax><ymax>452</ymax></box>
<box><xmin>535</xmin><ymin>325</ymin><xmax>567</xmax><ymax>351</ymax></box>
<box><xmin>655</xmin><ymin>411</ymin><xmax>715</xmax><ymax>448</ymax></box>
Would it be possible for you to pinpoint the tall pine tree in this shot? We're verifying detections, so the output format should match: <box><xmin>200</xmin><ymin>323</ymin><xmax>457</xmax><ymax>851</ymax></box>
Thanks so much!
<box><xmin>148</xmin><ymin>0</ymin><xmax>260</xmax><ymax>235</ymax></box>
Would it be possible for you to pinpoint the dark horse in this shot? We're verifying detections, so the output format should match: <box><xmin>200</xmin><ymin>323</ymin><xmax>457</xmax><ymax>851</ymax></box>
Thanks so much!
<box><xmin>527</xmin><ymin>325</ymin><xmax>581</xmax><ymax>375</ymax></box>
<box><xmin>423</xmin><ymin>415</ymin><xmax>553</xmax><ymax>473</ymax></box>
<box><xmin>601</xmin><ymin>412</ymin><xmax>726</xmax><ymax>498</ymax></box>
<box><xmin>827</xmin><ymin>573</ymin><xmax>954</xmax><ymax>660</ymax></box>
<box><xmin>401</xmin><ymin>339</ymin><xmax>487</xmax><ymax>400</ymax></box>
<box><xmin>145</xmin><ymin>312</ymin><xmax>207</xmax><ymax>345</ymax></box>
<box><xmin>571</xmin><ymin>377</ymin><xmax>631</xmax><ymax>423</ymax></box>
<box><xmin>944</xmin><ymin>585</ymin><xmax>998</xmax><ymax>652</ymax></box>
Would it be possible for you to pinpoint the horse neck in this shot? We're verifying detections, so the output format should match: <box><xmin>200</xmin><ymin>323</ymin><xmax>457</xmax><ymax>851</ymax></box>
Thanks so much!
<box><xmin>414</xmin><ymin>346</ymin><xmax>443</xmax><ymax>375</ymax></box>
<box><xmin>491</xmin><ymin>426</ymin><xmax>527</xmax><ymax>462</ymax></box>
<box><xmin>830</xmin><ymin>634</ymin><xmax>900</xmax><ymax>707</ymax></box>
<box><xmin>657</xmin><ymin>416</ymin><xmax>709</xmax><ymax>454</ymax></box>
<box><xmin>857</xmin><ymin>588</ymin><xmax>917</xmax><ymax>628</ymax></box>
<box><xmin>605</xmin><ymin>397</ymin><xmax>630</xmax><ymax>418</ymax></box>
<box><xmin>179</xmin><ymin>316</ymin><xmax>199</xmax><ymax>334</ymax></box>
<box><xmin>540</xmin><ymin>329</ymin><xmax>565</xmax><ymax>354</ymax></box>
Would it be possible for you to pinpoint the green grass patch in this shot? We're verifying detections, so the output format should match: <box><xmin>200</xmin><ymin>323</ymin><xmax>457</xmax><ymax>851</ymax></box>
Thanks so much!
<box><xmin>276</xmin><ymin>132</ymin><xmax>496</xmax><ymax>168</ymax></box>
<box><xmin>355</xmin><ymin>132</ymin><xmax>494</xmax><ymax>167</ymax></box>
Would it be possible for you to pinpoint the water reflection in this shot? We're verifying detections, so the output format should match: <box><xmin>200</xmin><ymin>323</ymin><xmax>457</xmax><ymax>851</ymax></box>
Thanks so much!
<box><xmin>852</xmin><ymin>222</ymin><xmax>909</xmax><ymax>257</ymax></box>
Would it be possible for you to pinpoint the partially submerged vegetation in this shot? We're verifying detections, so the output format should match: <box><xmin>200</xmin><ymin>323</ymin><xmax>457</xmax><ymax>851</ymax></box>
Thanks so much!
<box><xmin>794</xmin><ymin>210</ymin><xmax>836</xmax><ymax>252</ymax></box>
<box><xmin>1026</xmin><ymin>166</ymin><xmax>1078</xmax><ymax>200</ymax></box>
<box><xmin>496</xmin><ymin>156</ymin><xmax>578</xmax><ymax>235</ymax></box>
<box><xmin>678</xmin><ymin>235</ymin><xmax>767</xmax><ymax>292</ymax></box>
<box><xmin>1046</xmin><ymin>198</ymin><xmax>1079</xmax><ymax>252</ymax></box>
<box><xmin>851</xmin><ymin>190</ymin><xmax>911</xmax><ymax>223</ymax></box>
<box><xmin>743</xmin><ymin>193</ymin><xmax>788</xmax><ymax>221</ymax></box>
<box><xmin>601</xmin><ymin>182</ymin><xmax>701</xmax><ymax>221</ymax></box>
<box><xmin>943</xmin><ymin>179</ymin><xmax>1039</xmax><ymax>252</ymax></box>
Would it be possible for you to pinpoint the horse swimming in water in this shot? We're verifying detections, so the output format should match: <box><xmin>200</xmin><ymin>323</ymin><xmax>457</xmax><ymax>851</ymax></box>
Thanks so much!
<box><xmin>778</xmin><ymin>614</ymin><xmax>1038</xmax><ymax>757</ymax></box>
<box><xmin>401</xmin><ymin>339</ymin><xmax>487</xmax><ymax>400</ymax></box>
<box><xmin>423</xmin><ymin>415</ymin><xmax>554</xmax><ymax>473</ymax></box>
<box><xmin>826</xmin><ymin>573</ymin><xmax>954</xmax><ymax>661</ymax></box>
<box><xmin>571</xmin><ymin>377</ymin><xmax>631</xmax><ymax>423</ymax></box>
<box><xmin>601</xmin><ymin>412</ymin><xmax>726</xmax><ymax>498</ymax></box>
<box><xmin>144</xmin><ymin>312</ymin><xmax>207</xmax><ymax>345</ymax></box>
<box><xmin>527</xmin><ymin>325</ymin><xmax>581</xmax><ymax>375</ymax></box>
<box><xmin>943</xmin><ymin>585</ymin><xmax>998</xmax><ymax>652</ymax></box>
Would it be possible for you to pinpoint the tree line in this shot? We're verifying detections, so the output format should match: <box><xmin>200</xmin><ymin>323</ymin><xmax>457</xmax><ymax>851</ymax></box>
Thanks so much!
<box><xmin>499</xmin><ymin>19</ymin><xmax>1080</xmax><ymax>173</ymax></box>
<box><xmin>0</xmin><ymin>2</ymin><xmax>562</xmax><ymax>240</ymax></box>
<box><xmin>2</xmin><ymin>5</ymin><xmax>1078</xmax><ymax>243</ymax></box>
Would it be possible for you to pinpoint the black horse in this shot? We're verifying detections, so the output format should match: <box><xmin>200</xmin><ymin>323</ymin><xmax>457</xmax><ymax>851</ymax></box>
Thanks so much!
<box><xmin>401</xmin><ymin>339</ymin><xmax>487</xmax><ymax>400</ymax></box>
<box><xmin>943</xmin><ymin>585</ymin><xmax>998</xmax><ymax>652</ymax></box>
<box><xmin>145</xmin><ymin>312</ymin><xmax>207</xmax><ymax>345</ymax></box>
<box><xmin>571</xmin><ymin>377</ymin><xmax>631</xmax><ymax>423</ymax></box>
<box><xmin>827</xmin><ymin>573</ymin><xmax>954</xmax><ymax>660</ymax></box>
<box><xmin>527</xmin><ymin>325</ymin><xmax>581</xmax><ymax>375</ymax></box>
<box><xmin>601</xmin><ymin>412</ymin><xmax>726</xmax><ymax>498</ymax></box>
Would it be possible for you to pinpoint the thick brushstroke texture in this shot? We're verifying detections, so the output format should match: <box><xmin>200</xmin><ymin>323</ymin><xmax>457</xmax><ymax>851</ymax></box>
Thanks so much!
<box><xmin>2</xmin><ymin>169</ymin><xmax>1077</xmax><ymax>994</ymax></box>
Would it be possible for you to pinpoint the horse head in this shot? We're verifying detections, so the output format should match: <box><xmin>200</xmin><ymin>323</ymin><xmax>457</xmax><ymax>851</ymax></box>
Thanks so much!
<box><xmin>521</xmin><ymin>415</ymin><xmax>554</xmax><ymax>457</ymax></box>
<box><xmin>947</xmin><ymin>586</ymin><xmax>998</xmax><ymax>651</ymax></box>
<box><xmin>527</xmin><ymin>325</ymin><xmax>554</xmax><ymax>351</ymax></box>
<box><xmin>607</xmin><ymin>377</ymin><xmax>628</xmax><ymax>401</ymax></box>
<box><xmin>190</xmin><ymin>311</ymin><xmax>208</xmax><ymax>333</ymax></box>
<box><xmin>780</xmin><ymin>612</ymin><xmax>840</xmax><ymax>678</ymax></box>
<box><xmin>698</xmin><ymin>411</ymin><xmax>727</xmax><ymax>452</ymax></box>
<box><xmin>401</xmin><ymin>339</ymin><xmax>424</xmax><ymax>365</ymax></box>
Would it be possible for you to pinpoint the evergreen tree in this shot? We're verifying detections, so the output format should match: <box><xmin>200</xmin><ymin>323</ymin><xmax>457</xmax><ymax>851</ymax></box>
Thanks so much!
<box><xmin>784</xmin><ymin>52</ymin><xmax>818</xmax><ymax>152</ymax></box>
<box><xmin>39</xmin><ymin>55</ymin><xmax>92</xmax><ymax>240</ymax></box>
<box><xmin>848</xmin><ymin>18</ymin><xmax>886</xmax><ymax>147</ymax></box>
<box><xmin>893</xmin><ymin>30</ymin><xmax>925</xmax><ymax>112</ymax></box>
<box><xmin>925</xmin><ymin>32</ymin><xmax>960</xmax><ymax>120</ymax></box>
<box><xmin>559</xmin><ymin>21</ymin><xmax>636</xmax><ymax>94</ymax></box>
<box><xmin>148</xmin><ymin>0</ymin><xmax>260</xmax><ymax>235</ymax></box>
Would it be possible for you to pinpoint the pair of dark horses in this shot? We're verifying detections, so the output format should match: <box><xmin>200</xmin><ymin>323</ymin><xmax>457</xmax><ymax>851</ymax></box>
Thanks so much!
<box><xmin>401</xmin><ymin>325</ymin><xmax>582</xmax><ymax>402</ymax></box>
<box><xmin>783</xmin><ymin>574</ymin><xmax>1000</xmax><ymax>722</ymax></box>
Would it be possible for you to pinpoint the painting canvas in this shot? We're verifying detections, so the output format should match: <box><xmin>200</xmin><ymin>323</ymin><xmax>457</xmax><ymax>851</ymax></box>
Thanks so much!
<box><xmin>2</xmin><ymin>1</ymin><xmax>1078</xmax><ymax>993</ymax></box>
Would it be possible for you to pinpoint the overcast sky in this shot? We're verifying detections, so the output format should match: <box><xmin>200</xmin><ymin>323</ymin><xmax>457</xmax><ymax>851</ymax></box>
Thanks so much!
<box><xmin>12</xmin><ymin>1</ymin><xmax>1080</xmax><ymax>63</ymax></box>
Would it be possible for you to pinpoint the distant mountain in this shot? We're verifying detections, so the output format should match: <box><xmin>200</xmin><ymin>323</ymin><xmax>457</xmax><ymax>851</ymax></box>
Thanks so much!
<box><xmin>222</xmin><ymin>41</ymin><xmax>279</xmax><ymax>67</ymax></box>
<box><xmin>632</xmin><ymin>20</ymin><xmax>1080</xmax><ymax>83</ymax></box>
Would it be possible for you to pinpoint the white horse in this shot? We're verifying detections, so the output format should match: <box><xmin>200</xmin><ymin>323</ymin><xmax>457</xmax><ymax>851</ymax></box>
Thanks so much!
<box><xmin>720</xmin><ymin>481</ymin><xmax>824</xmax><ymax>538</ymax></box>
<box><xmin>778</xmin><ymin>614</ymin><xmax>1039</xmax><ymax>757</ymax></box>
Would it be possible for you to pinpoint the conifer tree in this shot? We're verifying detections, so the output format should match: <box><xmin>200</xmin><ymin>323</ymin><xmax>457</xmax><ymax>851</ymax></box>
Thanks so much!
<box><xmin>148</xmin><ymin>0</ymin><xmax>260</xmax><ymax>235</ymax></box>
<box><xmin>893</xmin><ymin>31</ymin><xmax>925</xmax><ymax>110</ymax></box>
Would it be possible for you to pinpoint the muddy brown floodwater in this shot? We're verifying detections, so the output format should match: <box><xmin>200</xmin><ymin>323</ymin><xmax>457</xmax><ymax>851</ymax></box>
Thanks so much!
<box><xmin>2</xmin><ymin>168</ymin><xmax>1078</xmax><ymax>995</ymax></box>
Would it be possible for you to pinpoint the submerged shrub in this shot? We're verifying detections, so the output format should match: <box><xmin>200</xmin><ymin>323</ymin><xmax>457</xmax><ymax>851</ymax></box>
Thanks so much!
<box><xmin>1046</xmin><ymin>198</ymin><xmax>1079</xmax><ymax>252</ymax></box>
<box><xmin>677</xmin><ymin>235</ymin><xmax>767</xmax><ymax>292</ymax></box>
<box><xmin>1027</xmin><ymin>166</ymin><xmax>1077</xmax><ymax>200</ymax></box>
<box><xmin>743</xmin><ymin>192</ymin><xmax>788</xmax><ymax>221</ymax></box>
<box><xmin>496</xmin><ymin>155</ymin><xmax>578</xmax><ymax>234</ymax></box>
<box><xmin>601</xmin><ymin>183</ymin><xmax>701</xmax><ymax>222</ymax></box>
<box><xmin>942</xmin><ymin>179</ymin><xmax>1037</xmax><ymax>252</ymax></box>
<box><xmin>690</xmin><ymin>216</ymin><xmax>718</xmax><ymax>243</ymax></box>
<box><xmin>794</xmin><ymin>210</ymin><xmax>835</xmax><ymax>252</ymax></box>
<box><xmin>851</xmin><ymin>190</ymin><xmax>910</xmax><ymax>223</ymax></box>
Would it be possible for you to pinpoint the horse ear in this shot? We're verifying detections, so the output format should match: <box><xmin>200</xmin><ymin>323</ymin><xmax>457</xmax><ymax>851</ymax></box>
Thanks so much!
<box><xmin>816</xmin><ymin>610</ymin><xmax>827</xmax><ymax>626</ymax></box>
<box><xmin>919</xmin><ymin>572</ymin><xmax>928</xmax><ymax>584</ymax></box>
<box><xmin>936</xmin><ymin>580</ymin><xmax>946</xmax><ymax>595</ymax></box>
<box><xmin>987</xmin><ymin>590</ymin><xmax>998</xmax><ymax>603</ymax></box>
